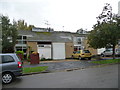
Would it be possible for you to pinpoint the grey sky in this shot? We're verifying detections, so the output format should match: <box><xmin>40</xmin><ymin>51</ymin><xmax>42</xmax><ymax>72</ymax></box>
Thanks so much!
<box><xmin>0</xmin><ymin>0</ymin><xmax>119</xmax><ymax>32</ymax></box>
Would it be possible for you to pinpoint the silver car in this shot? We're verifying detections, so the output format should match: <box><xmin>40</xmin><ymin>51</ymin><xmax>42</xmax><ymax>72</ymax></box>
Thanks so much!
<box><xmin>101</xmin><ymin>49</ymin><xmax>120</xmax><ymax>57</ymax></box>
<box><xmin>0</xmin><ymin>53</ymin><xmax>22</xmax><ymax>84</ymax></box>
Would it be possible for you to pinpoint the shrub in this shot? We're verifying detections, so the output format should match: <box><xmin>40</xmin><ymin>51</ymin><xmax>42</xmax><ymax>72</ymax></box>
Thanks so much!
<box><xmin>16</xmin><ymin>51</ymin><xmax>24</xmax><ymax>60</ymax></box>
<box><xmin>40</xmin><ymin>58</ymin><xmax>52</xmax><ymax>61</ymax></box>
<box><xmin>40</xmin><ymin>58</ymin><xmax>46</xmax><ymax>61</ymax></box>
<box><xmin>16</xmin><ymin>51</ymin><xmax>24</xmax><ymax>55</ymax></box>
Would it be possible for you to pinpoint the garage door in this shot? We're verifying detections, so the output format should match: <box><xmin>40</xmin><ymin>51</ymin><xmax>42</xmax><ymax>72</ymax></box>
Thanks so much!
<box><xmin>38</xmin><ymin>45</ymin><xmax>51</xmax><ymax>59</ymax></box>
<box><xmin>52</xmin><ymin>43</ymin><xmax>65</xmax><ymax>59</ymax></box>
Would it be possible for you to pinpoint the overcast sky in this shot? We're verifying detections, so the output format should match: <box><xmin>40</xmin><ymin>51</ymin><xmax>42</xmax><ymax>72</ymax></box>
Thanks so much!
<box><xmin>0</xmin><ymin>0</ymin><xmax>120</xmax><ymax>32</ymax></box>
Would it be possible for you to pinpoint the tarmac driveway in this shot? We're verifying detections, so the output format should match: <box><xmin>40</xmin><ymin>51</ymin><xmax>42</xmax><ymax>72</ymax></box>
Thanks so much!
<box><xmin>23</xmin><ymin>59</ymin><xmax>99</xmax><ymax>72</ymax></box>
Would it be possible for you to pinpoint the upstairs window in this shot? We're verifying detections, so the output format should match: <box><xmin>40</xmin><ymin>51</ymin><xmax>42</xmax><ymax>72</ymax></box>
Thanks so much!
<box><xmin>17</xmin><ymin>36</ymin><xmax>22</xmax><ymax>40</ymax></box>
<box><xmin>23</xmin><ymin>36</ymin><xmax>27</xmax><ymax>39</ymax></box>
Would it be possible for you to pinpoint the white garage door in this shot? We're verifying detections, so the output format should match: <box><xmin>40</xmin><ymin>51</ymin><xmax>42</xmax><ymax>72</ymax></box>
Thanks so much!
<box><xmin>38</xmin><ymin>45</ymin><xmax>51</xmax><ymax>59</ymax></box>
<box><xmin>52</xmin><ymin>43</ymin><xmax>65</xmax><ymax>59</ymax></box>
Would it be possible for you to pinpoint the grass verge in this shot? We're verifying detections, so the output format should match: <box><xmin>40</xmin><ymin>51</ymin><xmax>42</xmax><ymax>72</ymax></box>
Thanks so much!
<box><xmin>91</xmin><ymin>59</ymin><xmax>120</xmax><ymax>64</ymax></box>
<box><xmin>23</xmin><ymin>66</ymin><xmax>48</xmax><ymax>74</ymax></box>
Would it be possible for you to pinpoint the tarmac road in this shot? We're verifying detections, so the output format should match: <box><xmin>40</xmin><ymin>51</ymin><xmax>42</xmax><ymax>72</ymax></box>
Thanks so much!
<box><xmin>2</xmin><ymin>64</ymin><xmax>119</xmax><ymax>88</ymax></box>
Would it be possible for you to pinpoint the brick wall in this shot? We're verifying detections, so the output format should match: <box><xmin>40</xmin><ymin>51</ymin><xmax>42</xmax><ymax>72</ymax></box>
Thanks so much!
<box><xmin>27</xmin><ymin>42</ymin><xmax>38</xmax><ymax>55</ymax></box>
<box><xmin>65</xmin><ymin>42</ymin><xmax>74</xmax><ymax>58</ymax></box>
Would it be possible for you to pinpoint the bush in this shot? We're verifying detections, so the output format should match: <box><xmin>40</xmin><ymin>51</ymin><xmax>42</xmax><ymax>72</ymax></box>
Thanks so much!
<box><xmin>16</xmin><ymin>51</ymin><xmax>24</xmax><ymax>55</ymax></box>
<box><xmin>16</xmin><ymin>51</ymin><xmax>24</xmax><ymax>60</ymax></box>
<box><xmin>40</xmin><ymin>58</ymin><xmax>46</xmax><ymax>61</ymax></box>
<box><xmin>40</xmin><ymin>58</ymin><xmax>52</xmax><ymax>61</ymax></box>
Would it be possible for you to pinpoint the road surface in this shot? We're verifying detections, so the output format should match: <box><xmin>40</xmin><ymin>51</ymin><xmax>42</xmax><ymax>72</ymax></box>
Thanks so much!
<box><xmin>2</xmin><ymin>64</ymin><xmax>119</xmax><ymax>88</ymax></box>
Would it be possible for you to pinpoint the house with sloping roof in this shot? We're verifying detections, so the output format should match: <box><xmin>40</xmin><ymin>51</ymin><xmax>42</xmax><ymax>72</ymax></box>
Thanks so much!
<box><xmin>15</xmin><ymin>29</ymin><xmax>97</xmax><ymax>60</ymax></box>
<box><xmin>15</xmin><ymin>30</ymin><xmax>74</xmax><ymax>59</ymax></box>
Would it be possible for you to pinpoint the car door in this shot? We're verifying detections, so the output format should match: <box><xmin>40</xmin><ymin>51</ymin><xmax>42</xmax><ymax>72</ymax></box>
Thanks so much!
<box><xmin>2</xmin><ymin>55</ymin><xmax>17</xmax><ymax>72</ymax></box>
<box><xmin>75</xmin><ymin>51</ymin><xmax>81</xmax><ymax>58</ymax></box>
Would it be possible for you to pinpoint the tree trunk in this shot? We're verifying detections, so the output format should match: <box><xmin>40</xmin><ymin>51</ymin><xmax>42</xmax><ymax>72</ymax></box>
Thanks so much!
<box><xmin>112</xmin><ymin>44</ymin><xmax>116</xmax><ymax>59</ymax></box>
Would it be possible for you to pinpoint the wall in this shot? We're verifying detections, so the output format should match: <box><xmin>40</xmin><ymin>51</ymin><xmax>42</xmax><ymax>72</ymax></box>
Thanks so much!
<box><xmin>65</xmin><ymin>42</ymin><xmax>74</xmax><ymax>58</ymax></box>
<box><xmin>27</xmin><ymin>42</ymin><xmax>38</xmax><ymax>54</ymax></box>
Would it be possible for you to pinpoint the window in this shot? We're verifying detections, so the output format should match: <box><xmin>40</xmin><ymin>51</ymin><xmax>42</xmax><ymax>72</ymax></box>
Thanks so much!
<box><xmin>16</xmin><ymin>46</ymin><xmax>27</xmax><ymax>54</ymax></box>
<box><xmin>23</xmin><ymin>49</ymin><xmax>27</xmax><ymax>53</ymax></box>
<box><xmin>76</xmin><ymin>51</ymin><xmax>81</xmax><ymax>54</ymax></box>
<box><xmin>17</xmin><ymin>36</ymin><xmax>27</xmax><ymax>44</ymax></box>
<box><xmin>74</xmin><ymin>46</ymin><xmax>81</xmax><ymax>51</ymax></box>
<box><xmin>77</xmin><ymin>38</ymin><xmax>81</xmax><ymax>44</ymax></box>
<box><xmin>23</xmin><ymin>41</ymin><xmax>27</xmax><ymax>44</ymax></box>
<box><xmin>23</xmin><ymin>36</ymin><xmax>27</xmax><ymax>39</ymax></box>
<box><xmin>74</xmin><ymin>46</ymin><xmax>77</xmax><ymax>51</ymax></box>
<box><xmin>83</xmin><ymin>50</ymin><xmax>90</xmax><ymax>53</ymax></box>
<box><xmin>2</xmin><ymin>55</ymin><xmax>15</xmax><ymax>63</ymax></box>
<box><xmin>17</xmin><ymin>36</ymin><xmax>22</xmax><ymax>39</ymax></box>
<box><xmin>17</xmin><ymin>41</ymin><xmax>23</xmax><ymax>44</ymax></box>
<box><xmin>38</xmin><ymin>45</ymin><xmax>44</xmax><ymax>47</ymax></box>
<box><xmin>16</xmin><ymin>46</ymin><xmax>22</xmax><ymax>51</ymax></box>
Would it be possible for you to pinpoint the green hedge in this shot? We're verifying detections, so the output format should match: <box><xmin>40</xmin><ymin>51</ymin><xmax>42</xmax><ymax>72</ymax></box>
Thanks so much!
<box><xmin>16</xmin><ymin>51</ymin><xmax>24</xmax><ymax>55</ymax></box>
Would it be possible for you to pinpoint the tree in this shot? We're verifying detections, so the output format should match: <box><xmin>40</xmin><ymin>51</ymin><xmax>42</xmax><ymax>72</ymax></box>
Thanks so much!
<box><xmin>17</xmin><ymin>19</ymin><xmax>28</xmax><ymax>30</ymax></box>
<box><xmin>0</xmin><ymin>15</ymin><xmax>18</xmax><ymax>53</ymax></box>
<box><xmin>87</xmin><ymin>3</ymin><xmax>120</xmax><ymax>59</ymax></box>
<box><xmin>17</xmin><ymin>19</ymin><xmax>35</xmax><ymax>30</ymax></box>
<box><xmin>27</xmin><ymin>25</ymin><xmax>35</xmax><ymax>30</ymax></box>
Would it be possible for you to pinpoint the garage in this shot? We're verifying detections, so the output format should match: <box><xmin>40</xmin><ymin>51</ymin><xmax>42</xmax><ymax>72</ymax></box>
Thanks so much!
<box><xmin>38</xmin><ymin>44</ymin><xmax>51</xmax><ymax>59</ymax></box>
<box><xmin>37</xmin><ymin>42</ymin><xmax>52</xmax><ymax>59</ymax></box>
<box><xmin>52</xmin><ymin>43</ymin><xmax>65</xmax><ymax>59</ymax></box>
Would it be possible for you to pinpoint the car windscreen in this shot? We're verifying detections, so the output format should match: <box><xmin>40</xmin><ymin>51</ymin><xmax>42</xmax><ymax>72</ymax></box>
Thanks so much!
<box><xmin>83</xmin><ymin>50</ymin><xmax>90</xmax><ymax>53</ymax></box>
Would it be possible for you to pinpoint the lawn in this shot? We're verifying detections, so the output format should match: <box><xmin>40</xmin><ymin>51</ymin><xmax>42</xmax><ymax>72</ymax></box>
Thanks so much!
<box><xmin>23</xmin><ymin>66</ymin><xmax>48</xmax><ymax>74</ymax></box>
<box><xmin>91</xmin><ymin>59</ymin><xmax>120</xmax><ymax>64</ymax></box>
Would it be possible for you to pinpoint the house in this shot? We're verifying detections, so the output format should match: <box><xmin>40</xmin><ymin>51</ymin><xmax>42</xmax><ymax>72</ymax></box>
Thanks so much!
<box><xmin>15</xmin><ymin>30</ymin><xmax>74</xmax><ymax>59</ymax></box>
<box><xmin>71</xmin><ymin>33</ymin><xmax>87</xmax><ymax>51</ymax></box>
<box><xmin>15</xmin><ymin>29</ymin><xmax>97</xmax><ymax>60</ymax></box>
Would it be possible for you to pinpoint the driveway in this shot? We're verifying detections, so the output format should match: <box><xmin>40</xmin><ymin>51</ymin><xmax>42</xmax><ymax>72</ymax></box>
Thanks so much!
<box><xmin>23</xmin><ymin>59</ymin><xmax>99</xmax><ymax>72</ymax></box>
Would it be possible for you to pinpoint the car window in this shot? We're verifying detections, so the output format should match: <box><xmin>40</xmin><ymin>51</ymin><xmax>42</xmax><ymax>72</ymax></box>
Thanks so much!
<box><xmin>2</xmin><ymin>55</ymin><xmax>15</xmax><ymax>63</ymax></box>
<box><xmin>105</xmin><ymin>50</ymin><xmax>112</xmax><ymax>52</ymax></box>
<box><xmin>83</xmin><ymin>50</ymin><xmax>90</xmax><ymax>53</ymax></box>
<box><xmin>0</xmin><ymin>56</ymin><xmax>2</xmax><ymax>64</ymax></box>
<box><xmin>76</xmin><ymin>51</ymin><xmax>80</xmax><ymax>54</ymax></box>
<box><xmin>73</xmin><ymin>51</ymin><xmax>76</xmax><ymax>54</ymax></box>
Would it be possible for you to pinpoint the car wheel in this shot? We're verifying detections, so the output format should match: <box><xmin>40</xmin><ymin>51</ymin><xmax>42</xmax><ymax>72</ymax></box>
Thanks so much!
<box><xmin>78</xmin><ymin>56</ymin><xmax>82</xmax><ymax>60</ymax></box>
<box><xmin>88</xmin><ymin>57</ymin><xmax>91</xmax><ymax>60</ymax></box>
<box><xmin>2</xmin><ymin>72</ymin><xmax>14</xmax><ymax>84</ymax></box>
<box><xmin>71</xmin><ymin>55</ymin><xmax>74</xmax><ymax>59</ymax></box>
<box><xmin>101</xmin><ymin>54</ymin><xmax>104</xmax><ymax>57</ymax></box>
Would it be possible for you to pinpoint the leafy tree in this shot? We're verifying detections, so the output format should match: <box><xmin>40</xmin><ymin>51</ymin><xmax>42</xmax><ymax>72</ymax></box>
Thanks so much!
<box><xmin>27</xmin><ymin>25</ymin><xmax>35</xmax><ymax>30</ymax></box>
<box><xmin>87</xmin><ymin>3</ymin><xmax>120</xmax><ymax>59</ymax></box>
<box><xmin>0</xmin><ymin>15</ymin><xmax>18</xmax><ymax>53</ymax></box>
<box><xmin>17</xmin><ymin>19</ymin><xmax>28</xmax><ymax>30</ymax></box>
<box><xmin>17</xmin><ymin>19</ymin><xmax>35</xmax><ymax>30</ymax></box>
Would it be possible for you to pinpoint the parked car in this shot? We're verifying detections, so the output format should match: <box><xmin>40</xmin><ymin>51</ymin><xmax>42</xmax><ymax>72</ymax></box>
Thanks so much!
<box><xmin>71</xmin><ymin>50</ymin><xmax>92</xmax><ymax>60</ymax></box>
<box><xmin>0</xmin><ymin>53</ymin><xmax>22</xmax><ymax>84</ymax></box>
<box><xmin>101</xmin><ymin>49</ymin><xmax>120</xmax><ymax>57</ymax></box>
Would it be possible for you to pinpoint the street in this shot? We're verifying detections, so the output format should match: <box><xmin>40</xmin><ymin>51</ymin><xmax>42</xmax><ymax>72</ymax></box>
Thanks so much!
<box><xmin>2</xmin><ymin>64</ymin><xmax>118</xmax><ymax>88</ymax></box>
